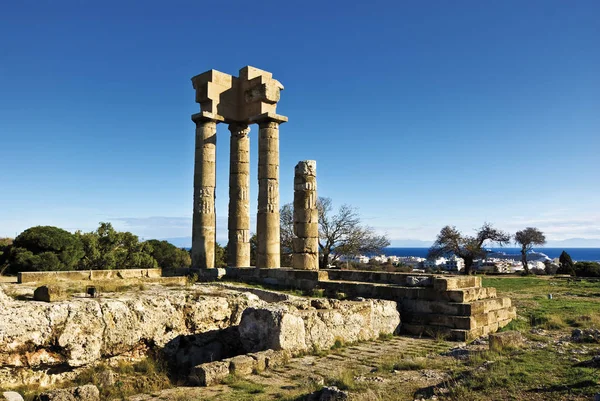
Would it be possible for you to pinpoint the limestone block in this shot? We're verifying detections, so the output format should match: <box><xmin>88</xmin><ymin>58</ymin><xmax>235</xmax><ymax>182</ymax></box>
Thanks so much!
<box><xmin>238</xmin><ymin>305</ymin><xmax>307</xmax><ymax>353</ymax></box>
<box><xmin>35</xmin><ymin>384</ymin><xmax>100</xmax><ymax>401</ymax></box>
<box><xmin>293</xmin><ymin>209</ymin><xmax>318</xmax><ymax>224</ymax></box>
<box><xmin>263</xmin><ymin>349</ymin><xmax>291</xmax><ymax>368</ymax></box>
<box><xmin>295</xmin><ymin>160</ymin><xmax>316</xmax><ymax>176</ymax></box>
<box><xmin>292</xmin><ymin>238</ymin><xmax>319</xmax><ymax>254</ymax></box>
<box><xmin>33</xmin><ymin>286</ymin><xmax>67</xmax><ymax>303</ymax></box>
<box><xmin>293</xmin><ymin>253</ymin><xmax>319</xmax><ymax>270</ymax></box>
<box><xmin>229</xmin><ymin>355</ymin><xmax>256</xmax><ymax>376</ymax></box>
<box><xmin>294</xmin><ymin>222</ymin><xmax>319</xmax><ymax>238</ymax></box>
<box><xmin>191</xmin><ymin>360</ymin><xmax>230</xmax><ymax>386</ymax></box>
<box><xmin>489</xmin><ymin>331</ymin><xmax>523</xmax><ymax>351</ymax></box>
<box><xmin>258</xmin><ymin>164</ymin><xmax>279</xmax><ymax>179</ymax></box>
<box><xmin>248</xmin><ymin>352</ymin><xmax>267</xmax><ymax>372</ymax></box>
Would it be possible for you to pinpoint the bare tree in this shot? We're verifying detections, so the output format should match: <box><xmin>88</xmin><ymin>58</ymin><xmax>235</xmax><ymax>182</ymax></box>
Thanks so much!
<box><xmin>280</xmin><ymin>203</ymin><xmax>294</xmax><ymax>266</ymax></box>
<box><xmin>514</xmin><ymin>227</ymin><xmax>546</xmax><ymax>275</ymax></box>
<box><xmin>428</xmin><ymin>223</ymin><xmax>511</xmax><ymax>275</ymax></box>
<box><xmin>317</xmin><ymin>198</ymin><xmax>390</xmax><ymax>268</ymax></box>
<box><xmin>280</xmin><ymin>197</ymin><xmax>390</xmax><ymax>269</ymax></box>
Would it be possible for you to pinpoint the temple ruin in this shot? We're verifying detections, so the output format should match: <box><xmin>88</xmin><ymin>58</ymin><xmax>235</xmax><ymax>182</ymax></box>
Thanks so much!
<box><xmin>191</xmin><ymin>66</ymin><xmax>287</xmax><ymax>269</ymax></box>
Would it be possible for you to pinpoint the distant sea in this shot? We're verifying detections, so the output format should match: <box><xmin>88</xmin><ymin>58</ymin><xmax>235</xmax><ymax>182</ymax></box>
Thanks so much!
<box><xmin>382</xmin><ymin>248</ymin><xmax>600</xmax><ymax>262</ymax></box>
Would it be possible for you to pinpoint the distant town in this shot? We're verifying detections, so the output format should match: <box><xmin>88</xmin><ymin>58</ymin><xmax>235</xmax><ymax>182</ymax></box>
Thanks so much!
<box><xmin>337</xmin><ymin>250</ymin><xmax>558</xmax><ymax>274</ymax></box>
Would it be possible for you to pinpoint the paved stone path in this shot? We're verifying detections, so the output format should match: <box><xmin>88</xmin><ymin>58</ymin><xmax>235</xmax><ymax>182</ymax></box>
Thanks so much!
<box><xmin>127</xmin><ymin>336</ymin><xmax>458</xmax><ymax>401</ymax></box>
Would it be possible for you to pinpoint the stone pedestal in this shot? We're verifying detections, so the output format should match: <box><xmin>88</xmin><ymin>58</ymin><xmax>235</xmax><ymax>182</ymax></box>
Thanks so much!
<box><xmin>228</xmin><ymin>123</ymin><xmax>251</xmax><ymax>267</ymax></box>
<box><xmin>256</xmin><ymin>119</ymin><xmax>283</xmax><ymax>268</ymax></box>
<box><xmin>191</xmin><ymin>113</ymin><xmax>220</xmax><ymax>269</ymax></box>
<box><xmin>293</xmin><ymin>161</ymin><xmax>319</xmax><ymax>270</ymax></box>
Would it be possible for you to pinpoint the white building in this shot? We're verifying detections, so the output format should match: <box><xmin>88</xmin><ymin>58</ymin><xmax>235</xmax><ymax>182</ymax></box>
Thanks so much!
<box><xmin>445</xmin><ymin>256</ymin><xmax>465</xmax><ymax>272</ymax></box>
<box><xmin>423</xmin><ymin>257</ymin><xmax>447</xmax><ymax>270</ymax></box>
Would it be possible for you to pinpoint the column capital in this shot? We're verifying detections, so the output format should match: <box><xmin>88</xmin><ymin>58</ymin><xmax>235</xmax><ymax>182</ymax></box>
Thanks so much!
<box><xmin>228</xmin><ymin>123</ymin><xmax>251</xmax><ymax>138</ymax></box>
<box><xmin>250</xmin><ymin>112</ymin><xmax>288</xmax><ymax>126</ymax></box>
<box><xmin>191</xmin><ymin>111</ymin><xmax>225</xmax><ymax>124</ymax></box>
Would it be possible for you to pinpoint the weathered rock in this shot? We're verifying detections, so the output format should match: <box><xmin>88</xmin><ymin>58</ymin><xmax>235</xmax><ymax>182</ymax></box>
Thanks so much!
<box><xmin>33</xmin><ymin>286</ymin><xmax>67</xmax><ymax>302</ymax></box>
<box><xmin>571</xmin><ymin>328</ymin><xmax>600</xmax><ymax>343</ymax></box>
<box><xmin>190</xmin><ymin>360</ymin><xmax>230</xmax><ymax>386</ymax></box>
<box><xmin>239</xmin><ymin>305</ymin><xmax>307</xmax><ymax>352</ymax></box>
<box><xmin>306</xmin><ymin>386</ymin><xmax>349</xmax><ymax>401</ymax></box>
<box><xmin>489</xmin><ymin>331</ymin><xmax>523</xmax><ymax>351</ymax></box>
<box><xmin>0</xmin><ymin>286</ymin><xmax>263</xmax><ymax>387</ymax></box>
<box><xmin>2</xmin><ymin>392</ymin><xmax>24</xmax><ymax>401</ymax></box>
<box><xmin>0</xmin><ymin>286</ymin><xmax>11</xmax><ymax>306</ymax></box>
<box><xmin>96</xmin><ymin>370</ymin><xmax>117</xmax><ymax>388</ymax></box>
<box><xmin>239</xmin><ymin>299</ymin><xmax>400</xmax><ymax>353</ymax></box>
<box><xmin>35</xmin><ymin>384</ymin><xmax>99</xmax><ymax>401</ymax></box>
<box><xmin>248</xmin><ymin>352</ymin><xmax>267</xmax><ymax>372</ymax></box>
<box><xmin>406</xmin><ymin>276</ymin><xmax>431</xmax><ymax>287</ymax></box>
<box><xmin>229</xmin><ymin>355</ymin><xmax>256</xmax><ymax>376</ymax></box>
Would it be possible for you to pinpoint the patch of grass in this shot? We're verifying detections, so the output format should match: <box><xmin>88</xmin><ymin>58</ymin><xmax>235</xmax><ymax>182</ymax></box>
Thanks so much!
<box><xmin>378</xmin><ymin>332</ymin><xmax>394</xmax><ymax>341</ymax></box>
<box><xmin>325</xmin><ymin>368</ymin><xmax>365</xmax><ymax>391</ymax></box>
<box><xmin>331</xmin><ymin>337</ymin><xmax>345</xmax><ymax>350</ymax></box>
<box><xmin>223</xmin><ymin>375</ymin><xmax>266</xmax><ymax>394</ymax></box>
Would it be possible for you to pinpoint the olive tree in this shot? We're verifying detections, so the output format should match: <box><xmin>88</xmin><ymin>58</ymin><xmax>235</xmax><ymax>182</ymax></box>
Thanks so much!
<box><xmin>514</xmin><ymin>227</ymin><xmax>546</xmax><ymax>275</ymax></box>
<box><xmin>428</xmin><ymin>223</ymin><xmax>511</xmax><ymax>275</ymax></box>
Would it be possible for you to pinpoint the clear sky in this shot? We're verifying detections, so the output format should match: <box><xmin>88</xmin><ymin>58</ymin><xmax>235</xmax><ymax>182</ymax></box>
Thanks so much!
<box><xmin>1</xmin><ymin>0</ymin><xmax>599</xmax><ymax>246</ymax></box>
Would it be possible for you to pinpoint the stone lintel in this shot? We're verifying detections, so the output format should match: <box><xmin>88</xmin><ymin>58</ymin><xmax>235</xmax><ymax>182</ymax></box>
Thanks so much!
<box><xmin>191</xmin><ymin>111</ymin><xmax>225</xmax><ymax>123</ymax></box>
<box><xmin>250</xmin><ymin>112</ymin><xmax>288</xmax><ymax>125</ymax></box>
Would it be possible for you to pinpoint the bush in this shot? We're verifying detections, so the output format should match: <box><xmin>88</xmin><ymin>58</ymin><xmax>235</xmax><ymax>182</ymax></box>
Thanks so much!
<box><xmin>574</xmin><ymin>261</ymin><xmax>600</xmax><ymax>278</ymax></box>
<box><xmin>7</xmin><ymin>226</ymin><xmax>84</xmax><ymax>273</ymax></box>
<box><xmin>145</xmin><ymin>240</ymin><xmax>191</xmax><ymax>269</ymax></box>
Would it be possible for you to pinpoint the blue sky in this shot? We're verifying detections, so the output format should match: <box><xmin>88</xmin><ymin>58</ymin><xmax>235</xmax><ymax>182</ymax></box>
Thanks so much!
<box><xmin>1</xmin><ymin>0</ymin><xmax>599</xmax><ymax>246</ymax></box>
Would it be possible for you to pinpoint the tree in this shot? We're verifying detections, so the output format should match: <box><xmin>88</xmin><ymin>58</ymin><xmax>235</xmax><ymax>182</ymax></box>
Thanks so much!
<box><xmin>428</xmin><ymin>223</ymin><xmax>511</xmax><ymax>275</ymax></box>
<box><xmin>215</xmin><ymin>242</ymin><xmax>227</xmax><ymax>268</ymax></box>
<box><xmin>514</xmin><ymin>227</ymin><xmax>546</xmax><ymax>275</ymax></box>
<box><xmin>7</xmin><ymin>226</ymin><xmax>84</xmax><ymax>273</ymax></box>
<box><xmin>280</xmin><ymin>197</ymin><xmax>390</xmax><ymax>269</ymax></box>
<box><xmin>0</xmin><ymin>238</ymin><xmax>12</xmax><ymax>275</ymax></box>
<box><xmin>145</xmin><ymin>240</ymin><xmax>191</xmax><ymax>270</ymax></box>
<box><xmin>573</xmin><ymin>261</ymin><xmax>600</xmax><ymax>277</ymax></box>
<box><xmin>77</xmin><ymin>222</ymin><xmax>157</xmax><ymax>270</ymax></box>
<box><xmin>280</xmin><ymin>204</ymin><xmax>294</xmax><ymax>267</ymax></box>
<box><xmin>557</xmin><ymin>250</ymin><xmax>575</xmax><ymax>275</ymax></box>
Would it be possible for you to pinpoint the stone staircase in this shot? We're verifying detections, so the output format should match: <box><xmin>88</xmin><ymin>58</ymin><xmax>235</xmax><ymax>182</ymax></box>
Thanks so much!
<box><xmin>194</xmin><ymin>267</ymin><xmax>516</xmax><ymax>341</ymax></box>
<box><xmin>318</xmin><ymin>271</ymin><xmax>516</xmax><ymax>341</ymax></box>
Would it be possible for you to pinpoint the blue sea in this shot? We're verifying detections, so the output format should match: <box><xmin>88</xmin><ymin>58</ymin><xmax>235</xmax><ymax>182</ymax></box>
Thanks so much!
<box><xmin>382</xmin><ymin>248</ymin><xmax>600</xmax><ymax>262</ymax></box>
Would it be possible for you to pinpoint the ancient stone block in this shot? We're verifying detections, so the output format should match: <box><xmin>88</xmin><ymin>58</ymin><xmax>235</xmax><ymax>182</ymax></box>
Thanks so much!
<box><xmin>191</xmin><ymin>360</ymin><xmax>231</xmax><ymax>386</ymax></box>
<box><xmin>489</xmin><ymin>331</ymin><xmax>523</xmax><ymax>351</ymax></box>
<box><xmin>229</xmin><ymin>355</ymin><xmax>256</xmax><ymax>376</ymax></box>
<box><xmin>33</xmin><ymin>286</ymin><xmax>67</xmax><ymax>303</ymax></box>
<box><xmin>35</xmin><ymin>384</ymin><xmax>99</xmax><ymax>401</ymax></box>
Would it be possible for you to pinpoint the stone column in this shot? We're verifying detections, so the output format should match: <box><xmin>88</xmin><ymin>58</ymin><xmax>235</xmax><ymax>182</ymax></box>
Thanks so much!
<box><xmin>191</xmin><ymin>113</ymin><xmax>218</xmax><ymax>269</ymax></box>
<box><xmin>256</xmin><ymin>118</ymin><xmax>282</xmax><ymax>268</ymax></box>
<box><xmin>293</xmin><ymin>160</ymin><xmax>319</xmax><ymax>270</ymax></box>
<box><xmin>228</xmin><ymin>123</ymin><xmax>251</xmax><ymax>267</ymax></box>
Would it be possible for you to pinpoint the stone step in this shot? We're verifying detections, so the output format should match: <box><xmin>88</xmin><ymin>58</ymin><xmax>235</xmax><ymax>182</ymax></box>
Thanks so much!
<box><xmin>403</xmin><ymin>307</ymin><xmax>517</xmax><ymax>330</ymax></box>
<box><xmin>402</xmin><ymin>297</ymin><xmax>512</xmax><ymax>316</ymax></box>
<box><xmin>402</xmin><ymin>315</ymin><xmax>516</xmax><ymax>342</ymax></box>
<box><xmin>320</xmin><ymin>281</ymin><xmax>496</xmax><ymax>303</ymax></box>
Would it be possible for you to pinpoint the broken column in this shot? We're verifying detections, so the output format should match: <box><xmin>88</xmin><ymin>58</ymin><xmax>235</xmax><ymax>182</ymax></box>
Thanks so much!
<box><xmin>191</xmin><ymin>112</ymin><xmax>221</xmax><ymax>269</ymax></box>
<box><xmin>228</xmin><ymin>123</ymin><xmax>251</xmax><ymax>267</ymax></box>
<box><xmin>293</xmin><ymin>160</ymin><xmax>319</xmax><ymax>270</ymax></box>
<box><xmin>256</xmin><ymin>116</ymin><xmax>285</xmax><ymax>268</ymax></box>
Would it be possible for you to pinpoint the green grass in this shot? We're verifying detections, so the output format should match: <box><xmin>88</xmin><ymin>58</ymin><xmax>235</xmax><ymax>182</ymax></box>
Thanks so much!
<box><xmin>483</xmin><ymin>277</ymin><xmax>600</xmax><ymax>332</ymax></box>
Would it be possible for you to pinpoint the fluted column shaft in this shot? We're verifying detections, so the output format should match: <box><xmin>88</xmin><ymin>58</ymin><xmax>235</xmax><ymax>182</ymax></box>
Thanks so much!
<box><xmin>228</xmin><ymin>123</ymin><xmax>251</xmax><ymax>267</ymax></box>
<box><xmin>256</xmin><ymin>120</ymin><xmax>281</xmax><ymax>268</ymax></box>
<box><xmin>191</xmin><ymin>114</ymin><xmax>217</xmax><ymax>269</ymax></box>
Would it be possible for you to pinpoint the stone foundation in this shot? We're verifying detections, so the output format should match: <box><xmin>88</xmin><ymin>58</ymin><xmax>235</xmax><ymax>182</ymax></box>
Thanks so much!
<box><xmin>193</xmin><ymin>267</ymin><xmax>515</xmax><ymax>341</ymax></box>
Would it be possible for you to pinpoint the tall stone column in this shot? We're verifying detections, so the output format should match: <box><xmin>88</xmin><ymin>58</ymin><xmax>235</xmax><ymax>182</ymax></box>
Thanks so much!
<box><xmin>228</xmin><ymin>123</ymin><xmax>251</xmax><ymax>267</ymax></box>
<box><xmin>191</xmin><ymin>113</ymin><xmax>219</xmax><ymax>269</ymax></box>
<box><xmin>293</xmin><ymin>160</ymin><xmax>319</xmax><ymax>270</ymax></box>
<box><xmin>256</xmin><ymin>118</ymin><xmax>283</xmax><ymax>268</ymax></box>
